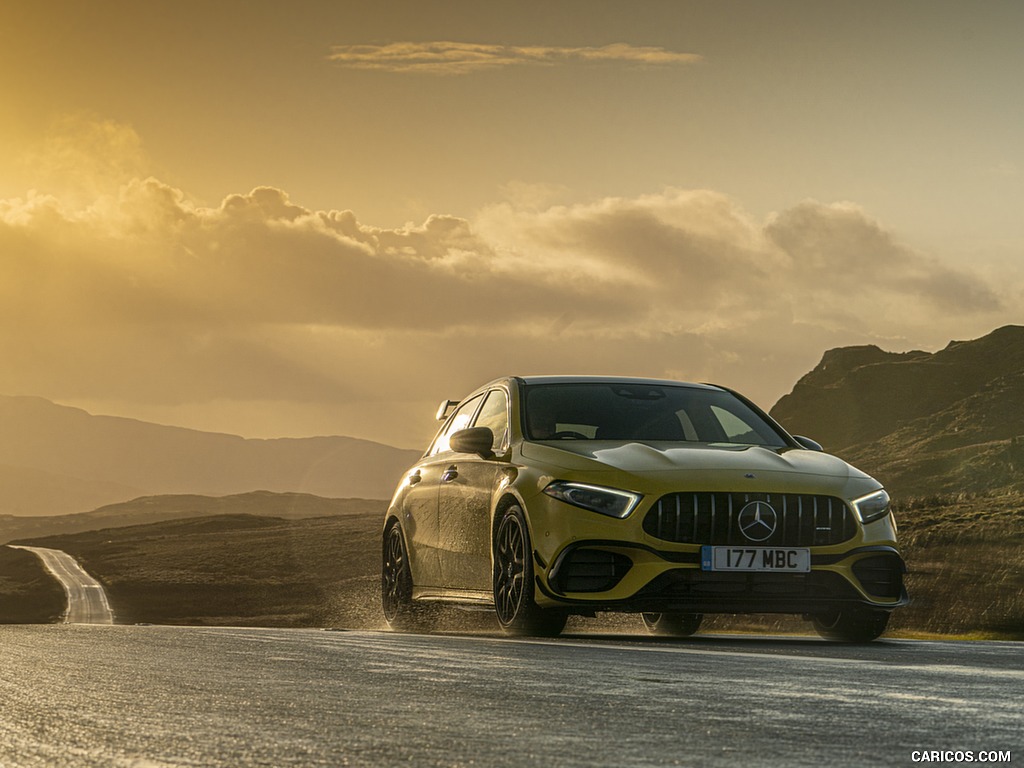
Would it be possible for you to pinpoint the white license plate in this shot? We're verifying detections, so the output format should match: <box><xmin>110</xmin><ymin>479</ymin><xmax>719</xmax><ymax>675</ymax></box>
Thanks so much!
<box><xmin>701</xmin><ymin>546</ymin><xmax>810</xmax><ymax>572</ymax></box>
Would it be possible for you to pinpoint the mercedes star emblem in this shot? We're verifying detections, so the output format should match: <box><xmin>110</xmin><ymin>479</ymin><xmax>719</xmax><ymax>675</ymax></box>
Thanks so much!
<box><xmin>738</xmin><ymin>501</ymin><xmax>778</xmax><ymax>542</ymax></box>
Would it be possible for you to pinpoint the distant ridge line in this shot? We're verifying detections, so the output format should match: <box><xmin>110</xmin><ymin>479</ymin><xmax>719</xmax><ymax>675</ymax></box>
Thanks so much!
<box><xmin>0</xmin><ymin>397</ymin><xmax>419</xmax><ymax>516</ymax></box>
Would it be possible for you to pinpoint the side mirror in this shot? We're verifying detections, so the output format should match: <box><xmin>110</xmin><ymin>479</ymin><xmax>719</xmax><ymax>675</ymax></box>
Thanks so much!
<box><xmin>793</xmin><ymin>435</ymin><xmax>824</xmax><ymax>452</ymax></box>
<box><xmin>450</xmin><ymin>427</ymin><xmax>495</xmax><ymax>458</ymax></box>
<box><xmin>436</xmin><ymin>399</ymin><xmax>459</xmax><ymax>421</ymax></box>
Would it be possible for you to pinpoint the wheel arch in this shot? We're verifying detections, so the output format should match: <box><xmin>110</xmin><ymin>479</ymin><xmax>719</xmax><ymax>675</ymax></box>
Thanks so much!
<box><xmin>491</xmin><ymin>492</ymin><xmax>524</xmax><ymax>547</ymax></box>
<box><xmin>490</xmin><ymin>490</ymin><xmax>553</xmax><ymax>601</ymax></box>
<box><xmin>382</xmin><ymin>513</ymin><xmax>418</xmax><ymax>587</ymax></box>
<box><xmin>383</xmin><ymin>511</ymin><xmax>400</xmax><ymax>532</ymax></box>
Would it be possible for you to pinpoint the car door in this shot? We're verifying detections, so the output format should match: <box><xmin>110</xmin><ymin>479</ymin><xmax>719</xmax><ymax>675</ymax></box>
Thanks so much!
<box><xmin>437</xmin><ymin>389</ymin><xmax>509</xmax><ymax>592</ymax></box>
<box><xmin>404</xmin><ymin>394</ymin><xmax>484</xmax><ymax>589</ymax></box>
<box><xmin>398</xmin><ymin>458</ymin><xmax>447</xmax><ymax>589</ymax></box>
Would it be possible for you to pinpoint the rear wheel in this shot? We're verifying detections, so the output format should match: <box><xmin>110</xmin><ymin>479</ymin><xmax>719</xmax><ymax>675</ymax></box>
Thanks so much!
<box><xmin>641</xmin><ymin>612</ymin><xmax>703</xmax><ymax>637</ymax></box>
<box><xmin>811</xmin><ymin>608</ymin><xmax>889</xmax><ymax>642</ymax></box>
<box><xmin>381</xmin><ymin>523</ymin><xmax>432</xmax><ymax>632</ymax></box>
<box><xmin>493</xmin><ymin>506</ymin><xmax>567</xmax><ymax>637</ymax></box>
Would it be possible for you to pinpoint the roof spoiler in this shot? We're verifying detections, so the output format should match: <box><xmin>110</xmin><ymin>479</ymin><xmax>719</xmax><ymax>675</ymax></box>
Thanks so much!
<box><xmin>435</xmin><ymin>399</ymin><xmax>459</xmax><ymax>421</ymax></box>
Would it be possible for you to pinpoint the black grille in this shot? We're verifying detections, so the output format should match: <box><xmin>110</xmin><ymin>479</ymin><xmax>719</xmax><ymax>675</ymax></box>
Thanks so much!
<box><xmin>643</xmin><ymin>492</ymin><xmax>856</xmax><ymax>546</ymax></box>
<box><xmin>553</xmin><ymin>549</ymin><xmax>632</xmax><ymax>593</ymax></box>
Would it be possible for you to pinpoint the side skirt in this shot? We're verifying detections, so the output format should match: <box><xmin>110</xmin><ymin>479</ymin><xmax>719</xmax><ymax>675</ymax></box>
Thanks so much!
<box><xmin>412</xmin><ymin>587</ymin><xmax>494</xmax><ymax>608</ymax></box>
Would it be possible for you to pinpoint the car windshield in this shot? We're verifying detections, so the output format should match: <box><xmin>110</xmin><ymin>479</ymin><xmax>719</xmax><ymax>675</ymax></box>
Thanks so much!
<box><xmin>522</xmin><ymin>382</ymin><xmax>788</xmax><ymax>447</ymax></box>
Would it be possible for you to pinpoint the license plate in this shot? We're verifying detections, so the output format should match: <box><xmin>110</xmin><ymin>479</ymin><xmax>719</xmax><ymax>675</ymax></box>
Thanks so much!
<box><xmin>701</xmin><ymin>546</ymin><xmax>810</xmax><ymax>572</ymax></box>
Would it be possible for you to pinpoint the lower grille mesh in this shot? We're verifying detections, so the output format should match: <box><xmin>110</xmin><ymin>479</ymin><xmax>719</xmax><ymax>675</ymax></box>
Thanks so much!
<box><xmin>553</xmin><ymin>549</ymin><xmax>632</xmax><ymax>593</ymax></box>
<box><xmin>852</xmin><ymin>555</ymin><xmax>905</xmax><ymax>598</ymax></box>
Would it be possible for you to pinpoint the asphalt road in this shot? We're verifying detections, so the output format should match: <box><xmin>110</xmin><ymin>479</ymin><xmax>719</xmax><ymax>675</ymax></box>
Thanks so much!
<box><xmin>8</xmin><ymin>546</ymin><xmax>114</xmax><ymax>624</ymax></box>
<box><xmin>0</xmin><ymin>625</ymin><xmax>1019</xmax><ymax>767</ymax></box>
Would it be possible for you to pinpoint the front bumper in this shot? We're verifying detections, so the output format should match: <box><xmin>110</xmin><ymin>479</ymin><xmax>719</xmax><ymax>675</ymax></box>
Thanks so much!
<box><xmin>532</xmin><ymin>537</ymin><xmax>908</xmax><ymax>616</ymax></box>
<box><xmin>523</xmin><ymin>480</ymin><xmax>908</xmax><ymax>616</ymax></box>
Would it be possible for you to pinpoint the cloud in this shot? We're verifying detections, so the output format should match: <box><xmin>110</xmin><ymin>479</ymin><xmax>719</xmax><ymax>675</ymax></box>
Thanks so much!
<box><xmin>1</xmin><ymin>163</ymin><xmax>1014</xmax><ymax>445</ymax></box>
<box><xmin>326</xmin><ymin>41</ymin><xmax>702</xmax><ymax>75</ymax></box>
<box><xmin>21</xmin><ymin>114</ymin><xmax>149</xmax><ymax>204</ymax></box>
<box><xmin>764</xmin><ymin>201</ymin><xmax>1002</xmax><ymax>315</ymax></box>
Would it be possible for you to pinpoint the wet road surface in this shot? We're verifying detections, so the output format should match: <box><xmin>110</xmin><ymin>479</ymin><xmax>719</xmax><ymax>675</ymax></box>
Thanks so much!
<box><xmin>0</xmin><ymin>625</ymin><xmax>1019</xmax><ymax>767</ymax></box>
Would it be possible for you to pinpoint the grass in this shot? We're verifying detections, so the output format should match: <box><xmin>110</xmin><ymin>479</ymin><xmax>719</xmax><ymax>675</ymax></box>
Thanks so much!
<box><xmin>888</xmin><ymin>491</ymin><xmax>1024</xmax><ymax>639</ymax></box>
<box><xmin>0</xmin><ymin>546</ymin><xmax>66</xmax><ymax>623</ymax></box>
<box><xmin>5</xmin><ymin>491</ymin><xmax>1023</xmax><ymax>639</ymax></box>
<box><xmin>15</xmin><ymin>513</ymin><xmax>382</xmax><ymax>628</ymax></box>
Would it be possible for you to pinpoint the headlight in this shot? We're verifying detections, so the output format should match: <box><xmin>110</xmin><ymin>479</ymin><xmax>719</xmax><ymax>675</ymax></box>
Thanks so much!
<box><xmin>852</xmin><ymin>489</ymin><xmax>891</xmax><ymax>524</ymax></box>
<box><xmin>542</xmin><ymin>481</ymin><xmax>642</xmax><ymax>519</ymax></box>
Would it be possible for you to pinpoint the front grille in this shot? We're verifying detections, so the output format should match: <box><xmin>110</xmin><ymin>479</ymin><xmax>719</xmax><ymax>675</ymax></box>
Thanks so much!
<box><xmin>643</xmin><ymin>492</ymin><xmax>857</xmax><ymax>546</ymax></box>
<box><xmin>552</xmin><ymin>548</ymin><xmax>632</xmax><ymax>593</ymax></box>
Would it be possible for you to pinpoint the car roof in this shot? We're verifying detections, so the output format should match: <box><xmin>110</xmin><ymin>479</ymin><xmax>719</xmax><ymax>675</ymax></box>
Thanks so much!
<box><xmin>448</xmin><ymin>376</ymin><xmax>728</xmax><ymax>405</ymax></box>
<box><xmin>515</xmin><ymin>375</ymin><xmax>724</xmax><ymax>391</ymax></box>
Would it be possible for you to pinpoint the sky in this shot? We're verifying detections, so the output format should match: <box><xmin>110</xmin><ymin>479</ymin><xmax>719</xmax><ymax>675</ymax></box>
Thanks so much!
<box><xmin>1</xmin><ymin>0</ymin><xmax>1022</xmax><ymax>448</ymax></box>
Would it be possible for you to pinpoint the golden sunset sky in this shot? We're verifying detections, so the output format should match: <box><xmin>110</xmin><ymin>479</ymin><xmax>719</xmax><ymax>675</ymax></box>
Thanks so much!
<box><xmin>1</xmin><ymin>1</ymin><xmax>1022</xmax><ymax>447</ymax></box>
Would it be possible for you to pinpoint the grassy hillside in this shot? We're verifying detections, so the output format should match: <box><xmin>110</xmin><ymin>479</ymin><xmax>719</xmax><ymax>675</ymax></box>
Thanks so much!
<box><xmin>0</xmin><ymin>492</ymin><xmax>384</xmax><ymax>627</ymax></box>
<box><xmin>887</xmin><ymin>492</ymin><xmax>1024</xmax><ymax>638</ymax></box>
<box><xmin>18</xmin><ymin>512</ymin><xmax>383</xmax><ymax>628</ymax></box>
<box><xmin>0</xmin><ymin>546</ymin><xmax>65</xmax><ymax>623</ymax></box>
<box><xmin>12</xmin><ymin>493</ymin><xmax>1024</xmax><ymax>638</ymax></box>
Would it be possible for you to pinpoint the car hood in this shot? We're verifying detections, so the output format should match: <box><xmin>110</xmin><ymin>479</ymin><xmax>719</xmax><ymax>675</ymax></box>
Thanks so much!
<box><xmin>519</xmin><ymin>440</ymin><xmax>876</xmax><ymax>496</ymax></box>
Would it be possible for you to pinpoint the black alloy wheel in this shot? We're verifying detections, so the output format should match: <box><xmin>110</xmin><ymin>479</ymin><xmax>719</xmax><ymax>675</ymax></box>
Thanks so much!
<box><xmin>493</xmin><ymin>505</ymin><xmax>567</xmax><ymax>637</ymax></box>
<box><xmin>641</xmin><ymin>612</ymin><xmax>703</xmax><ymax>637</ymax></box>
<box><xmin>381</xmin><ymin>523</ymin><xmax>429</xmax><ymax>631</ymax></box>
<box><xmin>811</xmin><ymin>608</ymin><xmax>889</xmax><ymax>642</ymax></box>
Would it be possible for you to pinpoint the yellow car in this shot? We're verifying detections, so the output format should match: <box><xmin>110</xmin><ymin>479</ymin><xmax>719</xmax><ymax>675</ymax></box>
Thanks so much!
<box><xmin>382</xmin><ymin>376</ymin><xmax>907</xmax><ymax>641</ymax></box>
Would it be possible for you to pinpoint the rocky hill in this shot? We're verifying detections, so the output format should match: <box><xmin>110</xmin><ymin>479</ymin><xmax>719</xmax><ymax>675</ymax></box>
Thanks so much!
<box><xmin>0</xmin><ymin>396</ymin><xmax>420</xmax><ymax>515</ymax></box>
<box><xmin>770</xmin><ymin>325</ymin><xmax>1024</xmax><ymax>497</ymax></box>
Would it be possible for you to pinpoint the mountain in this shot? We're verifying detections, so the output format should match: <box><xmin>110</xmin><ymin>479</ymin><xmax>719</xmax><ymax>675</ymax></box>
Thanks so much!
<box><xmin>0</xmin><ymin>490</ymin><xmax>388</xmax><ymax>543</ymax></box>
<box><xmin>0</xmin><ymin>396</ymin><xmax>421</xmax><ymax>515</ymax></box>
<box><xmin>770</xmin><ymin>325</ymin><xmax>1024</xmax><ymax>497</ymax></box>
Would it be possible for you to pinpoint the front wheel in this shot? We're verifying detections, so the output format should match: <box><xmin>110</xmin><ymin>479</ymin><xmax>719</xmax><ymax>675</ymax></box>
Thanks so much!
<box><xmin>493</xmin><ymin>506</ymin><xmax>567</xmax><ymax>637</ymax></box>
<box><xmin>811</xmin><ymin>608</ymin><xmax>889</xmax><ymax>642</ymax></box>
<box><xmin>381</xmin><ymin>523</ymin><xmax>432</xmax><ymax>632</ymax></box>
<box><xmin>641</xmin><ymin>612</ymin><xmax>703</xmax><ymax>637</ymax></box>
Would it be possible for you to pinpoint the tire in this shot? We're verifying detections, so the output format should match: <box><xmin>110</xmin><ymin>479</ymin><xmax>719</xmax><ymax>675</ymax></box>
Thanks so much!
<box><xmin>381</xmin><ymin>522</ymin><xmax>432</xmax><ymax>632</ymax></box>
<box><xmin>811</xmin><ymin>608</ymin><xmax>889</xmax><ymax>642</ymax></box>
<box><xmin>493</xmin><ymin>506</ymin><xmax>567</xmax><ymax>637</ymax></box>
<box><xmin>641</xmin><ymin>612</ymin><xmax>703</xmax><ymax>637</ymax></box>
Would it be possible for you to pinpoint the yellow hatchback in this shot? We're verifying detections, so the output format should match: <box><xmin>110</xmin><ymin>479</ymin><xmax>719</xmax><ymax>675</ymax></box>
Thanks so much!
<box><xmin>382</xmin><ymin>376</ymin><xmax>907</xmax><ymax>641</ymax></box>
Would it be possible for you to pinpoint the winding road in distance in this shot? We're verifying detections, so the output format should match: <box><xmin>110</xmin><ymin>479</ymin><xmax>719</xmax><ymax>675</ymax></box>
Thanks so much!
<box><xmin>0</xmin><ymin>625</ymin><xmax>1020</xmax><ymax>767</ymax></box>
<box><xmin>9</xmin><ymin>545</ymin><xmax>114</xmax><ymax>624</ymax></box>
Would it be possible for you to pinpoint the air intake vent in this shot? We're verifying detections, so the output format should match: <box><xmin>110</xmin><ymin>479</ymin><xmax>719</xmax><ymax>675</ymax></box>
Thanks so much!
<box><xmin>852</xmin><ymin>555</ymin><xmax>905</xmax><ymax>599</ymax></box>
<box><xmin>552</xmin><ymin>549</ymin><xmax>632</xmax><ymax>593</ymax></box>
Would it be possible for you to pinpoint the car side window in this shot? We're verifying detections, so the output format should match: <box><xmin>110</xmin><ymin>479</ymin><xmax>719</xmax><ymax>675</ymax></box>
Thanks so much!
<box><xmin>472</xmin><ymin>390</ymin><xmax>509</xmax><ymax>452</ymax></box>
<box><xmin>709</xmin><ymin>405</ymin><xmax>765</xmax><ymax>444</ymax></box>
<box><xmin>430</xmin><ymin>395</ymin><xmax>484</xmax><ymax>456</ymax></box>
